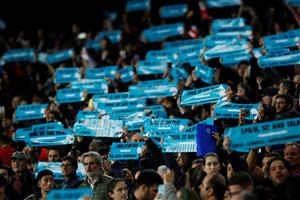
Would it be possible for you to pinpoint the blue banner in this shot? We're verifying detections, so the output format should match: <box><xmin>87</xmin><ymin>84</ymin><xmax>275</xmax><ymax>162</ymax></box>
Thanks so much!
<box><xmin>76</xmin><ymin>110</ymin><xmax>100</xmax><ymax>120</ymax></box>
<box><xmin>220</xmin><ymin>52</ymin><xmax>251</xmax><ymax>66</ymax></box>
<box><xmin>15</xmin><ymin>104</ymin><xmax>48</xmax><ymax>121</ymax></box>
<box><xmin>46</xmin><ymin>49</ymin><xmax>73</xmax><ymax>64</ymax></box>
<box><xmin>137</xmin><ymin>79</ymin><xmax>171</xmax><ymax>86</ymax></box>
<box><xmin>85</xmin><ymin>39</ymin><xmax>102</xmax><ymax>51</ymax></box>
<box><xmin>266</xmin><ymin>48</ymin><xmax>290</xmax><ymax>56</ymax></box>
<box><xmin>126</xmin><ymin>0</ymin><xmax>150</xmax><ymax>12</ymax></box>
<box><xmin>263</xmin><ymin>29</ymin><xmax>300</xmax><ymax>49</ymax></box>
<box><xmin>192</xmin><ymin>62</ymin><xmax>215</xmax><ymax>84</ymax></box>
<box><xmin>164</xmin><ymin>39</ymin><xmax>202</xmax><ymax>50</ymax></box>
<box><xmin>14</xmin><ymin>127</ymin><xmax>32</xmax><ymax>142</ymax></box>
<box><xmin>159</xmin><ymin>4</ymin><xmax>188</xmax><ymax>19</ymax></box>
<box><xmin>170</xmin><ymin>65</ymin><xmax>189</xmax><ymax>81</ymax></box>
<box><xmin>184</xmin><ymin>118</ymin><xmax>215</xmax><ymax>133</ymax></box>
<box><xmin>196</xmin><ymin>124</ymin><xmax>218</xmax><ymax>156</ymax></box>
<box><xmin>146</xmin><ymin>49</ymin><xmax>178</xmax><ymax>62</ymax></box>
<box><xmin>204</xmin><ymin>35</ymin><xmax>242</xmax><ymax>48</ymax></box>
<box><xmin>137</xmin><ymin>60</ymin><xmax>167</xmax><ymax>75</ymax></box>
<box><xmin>47</xmin><ymin>188</ymin><xmax>92</xmax><ymax>200</ymax></box>
<box><xmin>109</xmin><ymin>142</ymin><xmax>145</xmax><ymax>160</ymax></box>
<box><xmin>2</xmin><ymin>48</ymin><xmax>35</xmax><ymax>63</ymax></box>
<box><xmin>85</xmin><ymin>66</ymin><xmax>118</xmax><ymax>80</ymax></box>
<box><xmin>94</xmin><ymin>98</ymin><xmax>146</xmax><ymax>112</ymax></box>
<box><xmin>214</xmin><ymin>101</ymin><xmax>259</xmax><ymax>120</ymax></box>
<box><xmin>56</xmin><ymin>88</ymin><xmax>85</xmax><ymax>104</ymax></box>
<box><xmin>37</xmin><ymin>162</ymin><xmax>85</xmax><ymax>180</ymax></box>
<box><xmin>225</xmin><ymin>117</ymin><xmax>300</xmax><ymax>151</ymax></box>
<box><xmin>207</xmin><ymin>0</ymin><xmax>241</xmax><ymax>8</ymax></box>
<box><xmin>93</xmin><ymin>92</ymin><xmax>129</xmax><ymax>102</ymax></box>
<box><xmin>71</xmin><ymin>79</ymin><xmax>108</xmax><ymax>94</ymax></box>
<box><xmin>143</xmin><ymin>23</ymin><xmax>185</xmax><ymax>42</ymax></box>
<box><xmin>129</xmin><ymin>82</ymin><xmax>178</xmax><ymax>98</ymax></box>
<box><xmin>144</xmin><ymin>118</ymin><xmax>190</xmax><ymax>134</ymax></box>
<box><xmin>162</xmin><ymin>132</ymin><xmax>197</xmax><ymax>152</ymax></box>
<box><xmin>286</xmin><ymin>0</ymin><xmax>300</xmax><ymax>7</ymax></box>
<box><xmin>32</xmin><ymin>122</ymin><xmax>64</xmax><ymax>131</ymax></box>
<box><xmin>54</xmin><ymin>68</ymin><xmax>81</xmax><ymax>84</ymax></box>
<box><xmin>95</xmin><ymin>30</ymin><xmax>122</xmax><ymax>44</ymax></box>
<box><xmin>118</xmin><ymin>66</ymin><xmax>134</xmax><ymax>83</ymax></box>
<box><xmin>73</xmin><ymin>119</ymin><xmax>123</xmax><ymax>137</ymax></box>
<box><xmin>214</xmin><ymin>26</ymin><xmax>252</xmax><ymax>39</ymax></box>
<box><xmin>203</xmin><ymin>41</ymin><xmax>249</xmax><ymax>60</ymax></box>
<box><xmin>211</xmin><ymin>18</ymin><xmax>245</xmax><ymax>33</ymax></box>
<box><xmin>180</xmin><ymin>84</ymin><xmax>228</xmax><ymax>106</ymax></box>
<box><xmin>258</xmin><ymin>50</ymin><xmax>300</xmax><ymax>68</ymax></box>
<box><xmin>177</xmin><ymin>45</ymin><xmax>203</xmax><ymax>61</ymax></box>
<box><xmin>26</xmin><ymin>127</ymin><xmax>75</xmax><ymax>147</ymax></box>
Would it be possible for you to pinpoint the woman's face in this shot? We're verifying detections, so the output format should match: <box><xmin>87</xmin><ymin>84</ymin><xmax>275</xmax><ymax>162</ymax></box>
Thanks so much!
<box><xmin>269</xmin><ymin>160</ymin><xmax>289</xmax><ymax>186</ymax></box>
<box><xmin>227</xmin><ymin>163</ymin><xmax>234</xmax><ymax>179</ymax></box>
<box><xmin>109</xmin><ymin>181</ymin><xmax>128</xmax><ymax>200</ymax></box>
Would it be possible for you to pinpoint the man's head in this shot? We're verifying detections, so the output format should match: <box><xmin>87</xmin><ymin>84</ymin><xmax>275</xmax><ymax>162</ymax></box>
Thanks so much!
<box><xmin>278</xmin><ymin>79</ymin><xmax>295</xmax><ymax>96</ymax></box>
<box><xmin>267</xmin><ymin>157</ymin><xmax>291</xmax><ymax>186</ymax></box>
<box><xmin>203</xmin><ymin>153</ymin><xmax>221</xmax><ymax>175</ymax></box>
<box><xmin>61</xmin><ymin>156</ymin><xmax>78</xmax><ymax>178</ymax></box>
<box><xmin>274</xmin><ymin>94</ymin><xmax>293</xmax><ymax>114</ymax></box>
<box><xmin>262</xmin><ymin>152</ymin><xmax>279</xmax><ymax>178</ymax></box>
<box><xmin>82</xmin><ymin>151</ymin><xmax>102</xmax><ymax>179</ymax></box>
<box><xmin>47</xmin><ymin>148</ymin><xmax>61</xmax><ymax>162</ymax></box>
<box><xmin>89</xmin><ymin>139</ymin><xmax>105</xmax><ymax>152</ymax></box>
<box><xmin>199</xmin><ymin>173</ymin><xmax>226</xmax><ymax>200</ymax></box>
<box><xmin>11</xmin><ymin>151</ymin><xmax>27</xmax><ymax>173</ymax></box>
<box><xmin>37</xmin><ymin>169</ymin><xmax>54</xmax><ymax>194</ymax></box>
<box><xmin>227</xmin><ymin>172</ymin><xmax>253</xmax><ymax>200</ymax></box>
<box><xmin>284</xmin><ymin>143</ymin><xmax>300</xmax><ymax>168</ymax></box>
<box><xmin>131</xmin><ymin>133</ymin><xmax>144</xmax><ymax>143</ymax></box>
<box><xmin>134</xmin><ymin>169</ymin><xmax>163</xmax><ymax>200</ymax></box>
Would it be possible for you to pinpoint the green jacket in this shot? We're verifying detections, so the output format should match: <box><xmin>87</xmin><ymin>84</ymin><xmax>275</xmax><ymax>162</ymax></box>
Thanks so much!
<box><xmin>80</xmin><ymin>174</ymin><xmax>112</xmax><ymax>200</ymax></box>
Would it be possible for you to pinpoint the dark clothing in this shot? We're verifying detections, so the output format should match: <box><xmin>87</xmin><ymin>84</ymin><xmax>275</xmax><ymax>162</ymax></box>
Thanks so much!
<box><xmin>62</xmin><ymin>173</ymin><xmax>83</xmax><ymax>189</ymax></box>
<box><xmin>11</xmin><ymin>171</ymin><xmax>38</xmax><ymax>200</ymax></box>
<box><xmin>267</xmin><ymin>177</ymin><xmax>300</xmax><ymax>200</ymax></box>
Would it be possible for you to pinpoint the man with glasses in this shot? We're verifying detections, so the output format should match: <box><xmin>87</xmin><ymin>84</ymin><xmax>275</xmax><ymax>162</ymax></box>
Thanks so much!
<box><xmin>227</xmin><ymin>172</ymin><xmax>253</xmax><ymax>200</ymax></box>
<box><xmin>61</xmin><ymin>156</ymin><xmax>82</xmax><ymax>189</ymax></box>
<box><xmin>80</xmin><ymin>151</ymin><xmax>112</xmax><ymax>200</ymax></box>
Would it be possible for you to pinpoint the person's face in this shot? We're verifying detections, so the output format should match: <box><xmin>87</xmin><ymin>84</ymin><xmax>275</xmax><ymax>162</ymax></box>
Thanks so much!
<box><xmin>204</xmin><ymin>156</ymin><xmax>220</xmax><ymax>174</ymax></box>
<box><xmin>176</xmin><ymin>153</ymin><xmax>184</xmax><ymax>167</ymax></box>
<box><xmin>284</xmin><ymin>145</ymin><xmax>300</xmax><ymax>167</ymax></box>
<box><xmin>109</xmin><ymin>181</ymin><xmax>128</xmax><ymax>200</ymax></box>
<box><xmin>11</xmin><ymin>159</ymin><xmax>27</xmax><ymax>173</ymax></box>
<box><xmin>262</xmin><ymin>156</ymin><xmax>275</xmax><ymax>176</ymax></box>
<box><xmin>89</xmin><ymin>142</ymin><xmax>99</xmax><ymax>152</ymax></box>
<box><xmin>227</xmin><ymin>163</ymin><xmax>234</xmax><ymax>179</ymax></box>
<box><xmin>269</xmin><ymin>160</ymin><xmax>289</xmax><ymax>186</ymax></box>
<box><xmin>83</xmin><ymin>156</ymin><xmax>101</xmax><ymax>178</ymax></box>
<box><xmin>131</xmin><ymin>134</ymin><xmax>144</xmax><ymax>143</ymax></box>
<box><xmin>38</xmin><ymin>174</ymin><xmax>54</xmax><ymax>193</ymax></box>
<box><xmin>199</xmin><ymin>174</ymin><xmax>213</xmax><ymax>200</ymax></box>
<box><xmin>48</xmin><ymin>150</ymin><xmax>60</xmax><ymax>162</ymax></box>
<box><xmin>278</xmin><ymin>83</ymin><xmax>287</xmax><ymax>95</ymax></box>
<box><xmin>0</xmin><ymin>169</ymin><xmax>9</xmax><ymax>182</ymax></box>
<box><xmin>61</xmin><ymin>160</ymin><xmax>76</xmax><ymax>177</ymax></box>
<box><xmin>228</xmin><ymin>185</ymin><xmax>242</xmax><ymax>200</ymax></box>
<box><xmin>275</xmin><ymin>97</ymin><xmax>288</xmax><ymax>113</ymax></box>
<box><xmin>144</xmin><ymin>184</ymin><xmax>158</xmax><ymax>200</ymax></box>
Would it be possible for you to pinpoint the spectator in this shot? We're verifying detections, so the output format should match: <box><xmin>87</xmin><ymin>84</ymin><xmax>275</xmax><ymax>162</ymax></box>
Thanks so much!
<box><xmin>61</xmin><ymin>156</ymin><xmax>82</xmax><ymax>189</ymax></box>
<box><xmin>47</xmin><ymin>148</ymin><xmax>61</xmax><ymax>162</ymax></box>
<box><xmin>227</xmin><ymin>172</ymin><xmax>254</xmax><ymax>200</ymax></box>
<box><xmin>107</xmin><ymin>178</ymin><xmax>128</xmax><ymax>200</ymax></box>
<box><xmin>283</xmin><ymin>143</ymin><xmax>300</xmax><ymax>177</ymax></box>
<box><xmin>199</xmin><ymin>173</ymin><xmax>226</xmax><ymax>200</ymax></box>
<box><xmin>203</xmin><ymin>153</ymin><xmax>221</xmax><ymax>175</ymax></box>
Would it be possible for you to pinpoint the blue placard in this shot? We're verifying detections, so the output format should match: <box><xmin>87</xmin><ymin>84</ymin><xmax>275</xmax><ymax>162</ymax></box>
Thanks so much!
<box><xmin>118</xmin><ymin>66</ymin><xmax>134</xmax><ymax>83</ymax></box>
<box><xmin>126</xmin><ymin>0</ymin><xmax>150</xmax><ymax>12</ymax></box>
<box><xmin>286</xmin><ymin>0</ymin><xmax>300</xmax><ymax>7</ymax></box>
<box><xmin>162</xmin><ymin>132</ymin><xmax>197</xmax><ymax>153</ymax></box>
<box><xmin>15</xmin><ymin>104</ymin><xmax>48</xmax><ymax>121</ymax></box>
<box><xmin>164</xmin><ymin>39</ymin><xmax>202</xmax><ymax>50</ymax></box>
<box><xmin>184</xmin><ymin>118</ymin><xmax>215</xmax><ymax>133</ymax></box>
<box><xmin>214</xmin><ymin>26</ymin><xmax>252</xmax><ymax>39</ymax></box>
<box><xmin>2</xmin><ymin>48</ymin><xmax>35</xmax><ymax>63</ymax></box>
<box><xmin>224</xmin><ymin>117</ymin><xmax>300</xmax><ymax>151</ymax></box>
<box><xmin>263</xmin><ymin>29</ymin><xmax>300</xmax><ymax>49</ymax></box>
<box><xmin>258</xmin><ymin>50</ymin><xmax>300</xmax><ymax>68</ymax></box>
<box><xmin>180</xmin><ymin>84</ymin><xmax>228</xmax><ymax>106</ymax></box>
<box><xmin>109</xmin><ymin>142</ymin><xmax>145</xmax><ymax>160</ymax></box>
<box><xmin>211</xmin><ymin>18</ymin><xmax>245</xmax><ymax>32</ymax></box>
<box><xmin>54</xmin><ymin>68</ymin><xmax>81</xmax><ymax>84</ymax></box>
<box><xmin>76</xmin><ymin>110</ymin><xmax>100</xmax><ymax>120</ymax></box>
<box><xmin>266</xmin><ymin>48</ymin><xmax>290</xmax><ymax>56</ymax></box>
<box><xmin>73</xmin><ymin>119</ymin><xmax>123</xmax><ymax>137</ymax></box>
<box><xmin>32</xmin><ymin>122</ymin><xmax>64</xmax><ymax>131</ymax></box>
<box><xmin>207</xmin><ymin>0</ymin><xmax>241</xmax><ymax>8</ymax></box>
<box><xmin>214</xmin><ymin>101</ymin><xmax>259</xmax><ymax>120</ymax></box>
<box><xmin>94</xmin><ymin>98</ymin><xmax>146</xmax><ymax>112</ymax></box>
<box><xmin>85</xmin><ymin>39</ymin><xmax>102</xmax><ymax>51</ymax></box>
<box><xmin>220</xmin><ymin>52</ymin><xmax>251</xmax><ymax>66</ymax></box>
<box><xmin>137</xmin><ymin>60</ymin><xmax>167</xmax><ymax>75</ymax></box>
<box><xmin>170</xmin><ymin>65</ymin><xmax>189</xmax><ymax>81</ymax></box>
<box><xmin>47</xmin><ymin>188</ymin><xmax>92</xmax><ymax>200</ymax></box>
<box><xmin>129</xmin><ymin>82</ymin><xmax>178</xmax><ymax>98</ymax></box>
<box><xmin>26</xmin><ymin>128</ymin><xmax>75</xmax><ymax>147</ymax></box>
<box><xmin>56</xmin><ymin>88</ymin><xmax>85</xmax><ymax>104</ymax></box>
<box><xmin>192</xmin><ymin>62</ymin><xmax>215</xmax><ymax>84</ymax></box>
<box><xmin>37</xmin><ymin>162</ymin><xmax>85</xmax><ymax>180</ymax></box>
<box><xmin>137</xmin><ymin>79</ymin><xmax>171</xmax><ymax>86</ymax></box>
<box><xmin>95</xmin><ymin>30</ymin><xmax>121</xmax><ymax>44</ymax></box>
<box><xmin>146</xmin><ymin>49</ymin><xmax>178</xmax><ymax>62</ymax></box>
<box><xmin>85</xmin><ymin>66</ymin><xmax>118</xmax><ymax>79</ymax></box>
<box><xmin>159</xmin><ymin>4</ymin><xmax>188</xmax><ymax>19</ymax></box>
<box><xmin>46</xmin><ymin>49</ymin><xmax>73</xmax><ymax>64</ymax></box>
<box><xmin>196</xmin><ymin>124</ymin><xmax>218</xmax><ymax>156</ymax></box>
<box><xmin>93</xmin><ymin>92</ymin><xmax>129</xmax><ymax>102</ymax></box>
<box><xmin>177</xmin><ymin>45</ymin><xmax>203</xmax><ymax>61</ymax></box>
<box><xmin>72</xmin><ymin>79</ymin><xmax>108</xmax><ymax>94</ymax></box>
<box><xmin>14</xmin><ymin>127</ymin><xmax>32</xmax><ymax>141</ymax></box>
<box><xmin>144</xmin><ymin>118</ymin><xmax>190</xmax><ymax>134</ymax></box>
<box><xmin>204</xmin><ymin>35</ymin><xmax>242</xmax><ymax>48</ymax></box>
<box><xmin>143</xmin><ymin>23</ymin><xmax>185</xmax><ymax>43</ymax></box>
<box><xmin>203</xmin><ymin>41</ymin><xmax>249</xmax><ymax>60</ymax></box>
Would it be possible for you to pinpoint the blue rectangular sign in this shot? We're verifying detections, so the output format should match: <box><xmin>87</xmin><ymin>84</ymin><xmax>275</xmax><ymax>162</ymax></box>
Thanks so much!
<box><xmin>71</xmin><ymin>79</ymin><xmax>108</xmax><ymax>94</ymax></box>
<box><xmin>143</xmin><ymin>23</ymin><xmax>184</xmax><ymax>42</ymax></box>
<box><xmin>85</xmin><ymin>66</ymin><xmax>118</xmax><ymax>80</ymax></box>
<box><xmin>47</xmin><ymin>188</ymin><xmax>92</xmax><ymax>200</ymax></box>
<box><xmin>15</xmin><ymin>104</ymin><xmax>48</xmax><ymax>121</ymax></box>
<box><xmin>2</xmin><ymin>48</ymin><xmax>35</xmax><ymax>63</ymax></box>
<box><xmin>159</xmin><ymin>4</ymin><xmax>188</xmax><ymax>19</ymax></box>
<box><xmin>95</xmin><ymin>30</ymin><xmax>121</xmax><ymax>44</ymax></box>
<box><xmin>126</xmin><ymin>0</ymin><xmax>150</xmax><ymax>12</ymax></box>
<box><xmin>54</xmin><ymin>68</ymin><xmax>81</xmax><ymax>84</ymax></box>
<box><xmin>129</xmin><ymin>82</ymin><xmax>178</xmax><ymax>98</ymax></box>
<box><xmin>56</xmin><ymin>88</ymin><xmax>85</xmax><ymax>104</ymax></box>
<box><xmin>109</xmin><ymin>142</ymin><xmax>145</xmax><ymax>160</ymax></box>
<box><xmin>137</xmin><ymin>60</ymin><xmax>167</xmax><ymax>75</ymax></box>
<box><xmin>46</xmin><ymin>49</ymin><xmax>73</xmax><ymax>64</ymax></box>
<box><xmin>118</xmin><ymin>66</ymin><xmax>134</xmax><ymax>83</ymax></box>
<box><xmin>258</xmin><ymin>50</ymin><xmax>300</xmax><ymax>68</ymax></box>
<box><xmin>162</xmin><ymin>132</ymin><xmax>197</xmax><ymax>152</ymax></box>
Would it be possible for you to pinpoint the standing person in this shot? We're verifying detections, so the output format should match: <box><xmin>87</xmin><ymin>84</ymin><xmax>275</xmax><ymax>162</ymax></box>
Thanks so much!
<box><xmin>80</xmin><ymin>151</ymin><xmax>112</xmax><ymax>200</ymax></box>
<box><xmin>107</xmin><ymin>178</ymin><xmax>128</xmax><ymax>200</ymax></box>
<box><xmin>24</xmin><ymin>170</ymin><xmax>54</xmax><ymax>200</ymax></box>
<box><xmin>10</xmin><ymin>151</ymin><xmax>37</xmax><ymax>200</ymax></box>
<box><xmin>199</xmin><ymin>173</ymin><xmax>226</xmax><ymax>200</ymax></box>
<box><xmin>47</xmin><ymin>148</ymin><xmax>61</xmax><ymax>162</ymax></box>
<box><xmin>61</xmin><ymin>156</ymin><xmax>82</xmax><ymax>189</ymax></box>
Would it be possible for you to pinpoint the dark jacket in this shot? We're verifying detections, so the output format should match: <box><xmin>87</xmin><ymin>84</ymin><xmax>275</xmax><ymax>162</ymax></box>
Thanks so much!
<box><xmin>11</xmin><ymin>170</ymin><xmax>38</xmax><ymax>200</ymax></box>
<box><xmin>62</xmin><ymin>173</ymin><xmax>83</xmax><ymax>189</ymax></box>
